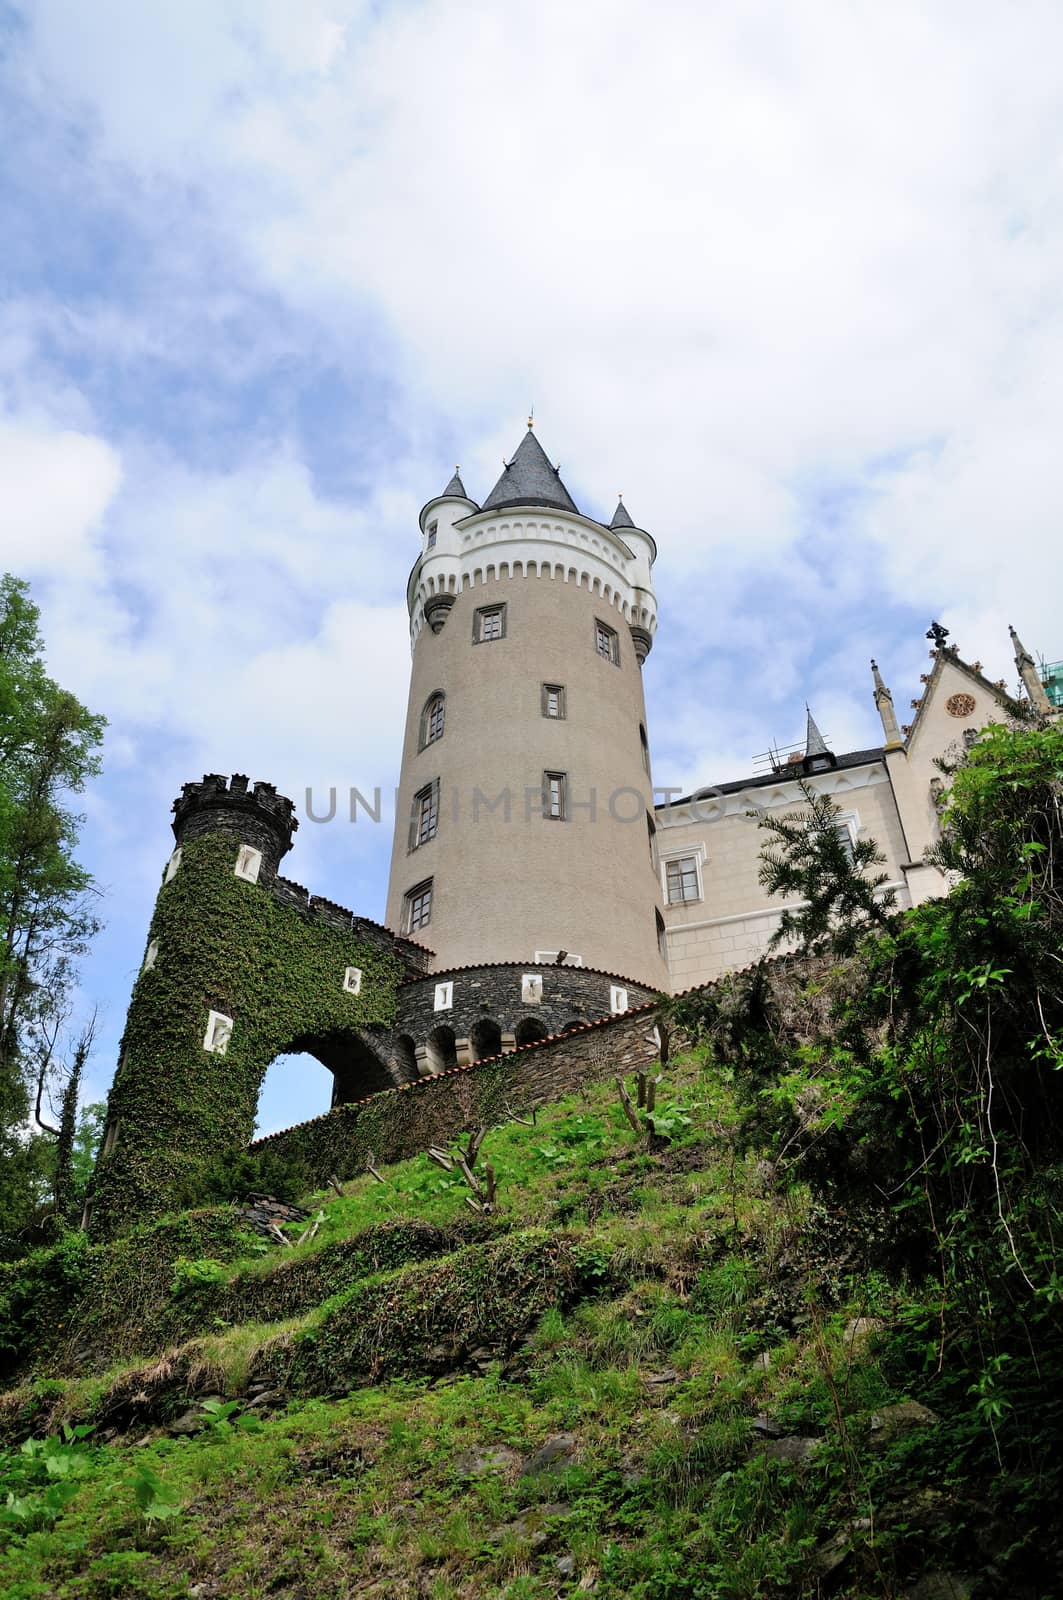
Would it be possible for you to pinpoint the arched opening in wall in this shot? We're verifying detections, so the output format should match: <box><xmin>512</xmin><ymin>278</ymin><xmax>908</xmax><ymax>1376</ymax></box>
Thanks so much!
<box><xmin>255</xmin><ymin>1031</ymin><xmax>395</xmax><ymax>1137</ymax></box>
<box><xmin>425</xmin><ymin>1025</ymin><xmax>458</xmax><ymax>1075</ymax></box>
<box><xmin>255</xmin><ymin>1053</ymin><xmax>335</xmax><ymax>1139</ymax></box>
<box><xmin>559</xmin><ymin>1019</ymin><xmax>584</xmax><ymax>1036</ymax></box>
<box><xmin>391</xmin><ymin>1034</ymin><xmax>418</xmax><ymax>1080</ymax></box>
<box><xmin>470</xmin><ymin>1018</ymin><xmax>502</xmax><ymax>1061</ymax></box>
<box><xmin>515</xmin><ymin>1017</ymin><xmax>549</xmax><ymax>1048</ymax></box>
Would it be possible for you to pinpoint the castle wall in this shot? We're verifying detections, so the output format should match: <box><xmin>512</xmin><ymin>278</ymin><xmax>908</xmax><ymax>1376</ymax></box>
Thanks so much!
<box><xmin>386</xmin><ymin>567</ymin><xmax>669</xmax><ymax>989</ymax></box>
<box><xmin>249</xmin><ymin>1001</ymin><xmax>664</xmax><ymax>1187</ymax></box>
<box><xmin>391</xmin><ymin>962</ymin><xmax>661</xmax><ymax>1065</ymax></box>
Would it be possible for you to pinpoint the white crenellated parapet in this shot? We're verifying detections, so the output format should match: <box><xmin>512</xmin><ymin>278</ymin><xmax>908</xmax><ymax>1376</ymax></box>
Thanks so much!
<box><xmin>407</xmin><ymin>506</ymin><xmax>659</xmax><ymax>649</ymax></box>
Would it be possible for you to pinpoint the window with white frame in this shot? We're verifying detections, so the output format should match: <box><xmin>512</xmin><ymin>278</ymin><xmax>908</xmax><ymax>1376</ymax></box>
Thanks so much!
<box><xmin>833</xmin><ymin>814</ymin><xmax>858</xmax><ymax>863</ymax></box>
<box><xmin>665</xmin><ymin>855</ymin><xmax>700</xmax><ymax>904</ymax></box>
<box><xmin>426</xmin><ymin>521</ymin><xmax>437</xmax><ymax>550</ymax></box>
<box><xmin>404</xmin><ymin>879</ymin><xmax>433</xmax><ymax>932</ymax></box>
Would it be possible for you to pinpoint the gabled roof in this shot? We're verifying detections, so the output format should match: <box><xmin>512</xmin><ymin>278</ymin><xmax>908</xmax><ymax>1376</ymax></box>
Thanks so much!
<box><xmin>481</xmin><ymin>428</ymin><xmax>579</xmax><ymax>515</ymax></box>
<box><xmin>902</xmin><ymin>646</ymin><xmax>1019</xmax><ymax>749</ymax></box>
<box><xmin>610</xmin><ymin>498</ymin><xmax>635</xmax><ymax>530</ymax></box>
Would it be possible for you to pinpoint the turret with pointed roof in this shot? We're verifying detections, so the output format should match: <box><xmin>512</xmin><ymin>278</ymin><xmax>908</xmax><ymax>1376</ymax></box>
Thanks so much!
<box><xmin>389</xmin><ymin>421</ymin><xmax>666</xmax><ymax>989</ymax></box>
<box><xmin>610</xmin><ymin>498</ymin><xmax>635</xmax><ymax>531</ymax></box>
<box><xmin>481</xmin><ymin>426</ymin><xmax>579</xmax><ymax>514</ymax></box>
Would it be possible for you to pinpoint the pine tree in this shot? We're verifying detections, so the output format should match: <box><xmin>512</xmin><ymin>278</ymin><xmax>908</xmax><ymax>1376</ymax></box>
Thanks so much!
<box><xmin>754</xmin><ymin>780</ymin><xmax>898</xmax><ymax>956</ymax></box>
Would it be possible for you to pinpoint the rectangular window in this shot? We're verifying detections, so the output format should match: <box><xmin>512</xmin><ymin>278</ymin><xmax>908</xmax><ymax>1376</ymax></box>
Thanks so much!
<box><xmin>474</xmin><ymin>604</ymin><xmax>506</xmax><ymax>643</ymax></box>
<box><xmin>426</xmin><ymin>522</ymin><xmax>437</xmax><ymax>550</ymax></box>
<box><xmin>543</xmin><ymin>771</ymin><xmax>567</xmax><ymax>821</ymax></box>
<box><xmin>647</xmin><ymin>813</ymin><xmax>657</xmax><ymax>869</ymax></box>
<box><xmin>834</xmin><ymin>821</ymin><xmax>856</xmax><ymax>863</ymax></box>
<box><xmin>412</xmin><ymin>780</ymin><xmax>439</xmax><ymax>848</ymax></box>
<box><xmin>595</xmin><ymin>619</ymin><xmax>619</xmax><ymax>664</ymax></box>
<box><xmin>541</xmin><ymin>683</ymin><xmax>566</xmax><ymax>718</ymax></box>
<box><xmin>405</xmin><ymin>879</ymin><xmax>433</xmax><ymax>932</ymax></box>
<box><xmin>665</xmin><ymin>856</ymin><xmax>700</xmax><ymax>904</ymax></box>
<box><xmin>656</xmin><ymin>909</ymin><xmax>668</xmax><ymax>961</ymax></box>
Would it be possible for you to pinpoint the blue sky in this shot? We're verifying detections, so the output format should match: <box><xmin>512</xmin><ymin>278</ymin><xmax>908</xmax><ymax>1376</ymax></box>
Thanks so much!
<box><xmin>2</xmin><ymin>1</ymin><xmax>1062</xmax><ymax>1135</ymax></box>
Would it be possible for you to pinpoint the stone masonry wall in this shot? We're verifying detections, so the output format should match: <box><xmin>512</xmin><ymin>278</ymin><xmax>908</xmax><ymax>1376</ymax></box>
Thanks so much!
<box><xmin>249</xmin><ymin>1001</ymin><xmax>663</xmax><ymax>1188</ymax></box>
<box><xmin>391</xmin><ymin>962</ymin><xmax>660</xmax><ymax>1072</ymax></box>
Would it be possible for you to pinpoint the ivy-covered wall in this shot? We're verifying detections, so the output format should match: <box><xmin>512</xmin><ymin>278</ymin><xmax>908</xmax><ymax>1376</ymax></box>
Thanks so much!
<box><xmin>88</xmin><ymin>832</ymin><xmax>406</xmax><ymax>1236</ymax></box>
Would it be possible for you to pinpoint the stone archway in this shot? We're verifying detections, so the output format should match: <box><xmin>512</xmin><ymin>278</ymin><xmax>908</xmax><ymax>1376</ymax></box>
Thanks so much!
<box><xmin>470</xmin><ymin>1017</ymin><xmax>503</xmax><ymax>1061</ymax></box>
<box><xmin>425</xmin><ymin>1025</ymin><xmax>458</xmax><ymax>1074</ymax></box>
<box><xmin>515</xmin><ymin>1017</ymin><xmax>549</xmax><ymax>1047</ymax></box>
<box><xmin>283</xmin><ymin>1030</ymin><xmax>396</xmax><ymax>1106</ymax></box>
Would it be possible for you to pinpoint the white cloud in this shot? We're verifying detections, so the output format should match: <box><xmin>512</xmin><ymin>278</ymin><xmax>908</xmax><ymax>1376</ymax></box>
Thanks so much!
<box><xmin>0</xmin><ymin>415</ymin><xmax>122</xmax><ymax>579</ymax></box>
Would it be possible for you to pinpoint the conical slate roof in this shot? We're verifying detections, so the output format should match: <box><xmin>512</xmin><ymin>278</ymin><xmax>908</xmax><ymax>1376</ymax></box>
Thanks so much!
<box><xmin>441</xmin><ymin>469</ymin><xmax>471</xmax><ymax>501</ymax></box>
<box><xmin>481</xmin><ymin>429</ymin><xmax>579</xmax><ymax>514</ymax></box>
<box><xmin>805</xmin><ymin>707</ymin><xmax>830</xmax><ymax>758</ymax></box>
<box><xmin>610</xmin><ymin>498</ymin><xmax>635</xmax><ymax>530</ymax></box>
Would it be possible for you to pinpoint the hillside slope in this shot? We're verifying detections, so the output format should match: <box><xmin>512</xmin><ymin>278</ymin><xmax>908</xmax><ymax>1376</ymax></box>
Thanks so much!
<box><xmin>0</xmin><ymin>1039</ymin><xmax>1051</xmax><ymax>1600</ymax></box>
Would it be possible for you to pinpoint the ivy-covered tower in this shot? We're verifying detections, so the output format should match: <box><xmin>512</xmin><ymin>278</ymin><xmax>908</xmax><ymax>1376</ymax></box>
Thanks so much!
<box><xmin>86</xmin><ymin>775</ymin><xmax>416</xmax><ymax>1236</ymax></box>
<box><xmin>385</xmin><ymin>425</ymin><xmax>669</xmax><ymax>991</ymax></box>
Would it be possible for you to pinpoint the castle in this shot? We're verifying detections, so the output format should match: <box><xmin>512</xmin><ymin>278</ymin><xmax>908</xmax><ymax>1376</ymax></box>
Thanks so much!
<box><xmin>86</xmin><ymin>424</ymin><xmax>1060</xmax><ymax>1230</ymax></box>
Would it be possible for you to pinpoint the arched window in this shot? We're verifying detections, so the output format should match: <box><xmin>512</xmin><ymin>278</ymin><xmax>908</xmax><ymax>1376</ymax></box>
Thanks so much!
<box><xmin>515</xmin><ymin>1017</ymin><xmax>549</xmax><ymax>1048</ymax></box>
<box><xmin>420</xmin><ymin>692</ymin><xmax>446</xmax><ymax>750</ymax></box>
<box><xmin>470</xmin><ymin>1018</ymin><xmax>502</xmax><ymax>1062</ymax></box>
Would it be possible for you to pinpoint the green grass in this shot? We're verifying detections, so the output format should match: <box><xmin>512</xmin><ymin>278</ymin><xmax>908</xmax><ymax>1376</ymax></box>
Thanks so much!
<box><xmin>0</xmin><ymin>1050</ymin><xmax>1012</xmax><ymax>1596</ymax></box>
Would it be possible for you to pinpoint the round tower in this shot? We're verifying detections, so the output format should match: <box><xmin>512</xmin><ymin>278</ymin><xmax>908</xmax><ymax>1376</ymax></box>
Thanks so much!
<box><xmin>385</xmin><ymin>426</ymin><xmax>668</xmax><ymax>990</ymax></box>
<box><xmin>171</xmin><ymin>772</ymin><xmax>298</xmax><ymax>884</ymax></box>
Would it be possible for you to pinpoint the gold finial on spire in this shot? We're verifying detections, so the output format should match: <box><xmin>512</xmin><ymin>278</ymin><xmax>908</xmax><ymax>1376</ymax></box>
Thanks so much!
<box><xmin>527</xmin><ymin>405</ymin><xmax>534</xmax><ymax>429</ymax></box>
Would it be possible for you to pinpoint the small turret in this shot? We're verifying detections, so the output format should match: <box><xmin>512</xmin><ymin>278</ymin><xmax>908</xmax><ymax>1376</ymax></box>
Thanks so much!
<box><xmin>171</xmin><ymin>773</ymin><xmax>298</xmax><ymax>883</ymax></box>
<box><xmin>802</xmin><ymin>708</ymin><xmax>837</xmax><ymax>773</ymax></box>
<box><xmin>870</xmin><ymin>660</ymin><xmax>903</xmax><ymax>748</ymax></box>
<box><xmin>1009</xmin><ymin>626</ymin><xmax>1053</xmax><ymax>717</ymax></box>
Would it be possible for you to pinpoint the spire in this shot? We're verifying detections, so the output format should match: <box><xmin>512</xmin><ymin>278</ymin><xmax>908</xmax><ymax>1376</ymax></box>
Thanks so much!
<box><xmin>441</xmin><ymin>467</ymin><xmax>470</xmax><ymax>501</ymax></box>
<box><xmin>1010</xmin><ymin>625</ymin><xmax>1052</xmax><ymax>715</ymax></box>
<box><xmin>481</xmin><ymin>429</ymin><xmax>579</xmax><ymax>515</ymax></box>
<box><xmin>870</xmin><ymin>659</ymin><xmax>903</xmax><ymax>748</ymax></box>
<box><xmin>610</xmin><ymin>497</ymin><xmax>635</xmax><ymax>530</ymax></box>
<box><xmin>804</xmin><ymin>706</ymin><xmax>829</xmax><ymax>758</ymax></box>
<box><xmin>800</xmin><ymin>707</ymin><xmax>837</xmax><ymax>772</ymax></box>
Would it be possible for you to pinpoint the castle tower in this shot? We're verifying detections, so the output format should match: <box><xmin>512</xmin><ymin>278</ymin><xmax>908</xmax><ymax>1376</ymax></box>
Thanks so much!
<box><xmin>385</xmin><ymin>425</ymin><xmax>669</xmax><ymax>990</ymax></box>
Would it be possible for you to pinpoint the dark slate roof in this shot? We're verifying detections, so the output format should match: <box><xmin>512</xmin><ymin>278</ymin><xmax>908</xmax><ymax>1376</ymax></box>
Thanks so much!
<box><xmin>656</xmin><ymin>747</ymin><xmax>887</xmax><ymax>810</ymax></box>
<box><xmin>805</xmin><ymin>708</ymin><xmax>830</xmax><ymax>757</ymax></box>
<box><xmin>442</xmin><ymin>469</ymin><xmax>472</xmax><ymax>502</ymax></box>
<box><xmin>610</xmin><ymin>498</ymin><xmax>635</xmax><ymax>529</ymax></box>
<box><xmin>481</xmin><ymin>429</ymin><xmax>579</xmax><ymax>514</ymax></box>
